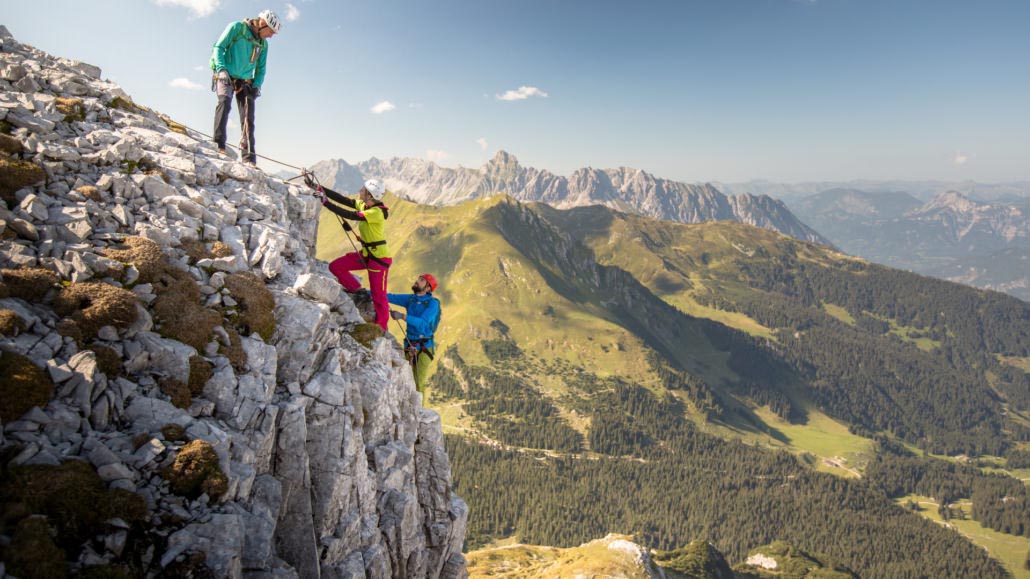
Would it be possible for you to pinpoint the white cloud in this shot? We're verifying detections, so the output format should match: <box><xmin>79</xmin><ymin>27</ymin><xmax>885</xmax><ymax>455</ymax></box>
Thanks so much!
<box><xmin>153</xmin><ymin>0</ymin><xmax>221</xmax><ymax>18</ymax></box>
<box><xmin>476</xmin><ymin>137</ymin><xmax>488</xmax><ymax>150</ymax></box>
<box><xmin>408</xmin><ymin>102</ymin><xmax>423</xmax><ymax>109</ymax></box>
<box><xmin>284</xmin><ymin>3</ymin><xmax>300</xmax><ymax>21</ymax></box>
<box><xmin>426</xmin><ymin>149</ymin><xmax>449</xmax><ymax>162</ymax></box>
<box><xmin>192</xmin><ymin>65</ymin><xmax>206</xmax><ymax>71</ymax></box>
<box><xmin>370</xmin><ymin>100</ymin><xmax>396</xmax><ymax>114</ymax></box>
<box><xmin>953</xmin><ymin>152</ymin><xmax>971</xmax><ymax>166</ymax></box>
<box><xmin>496</xmin><ymin>86</ymin><xmax>548</xmax><ymax>101</ymax></box>
<box><xmin>169</xmin><ymin>77</ymin><xmax>204</xmax><ymax>91</ymax></box>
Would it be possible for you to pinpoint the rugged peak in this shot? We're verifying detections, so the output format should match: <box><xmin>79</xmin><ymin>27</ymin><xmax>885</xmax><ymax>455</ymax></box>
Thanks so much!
<box><xmin>487</xmin><ymin>149</ymin><xmax>519</xmax><ymax>168</ymax></box>
<box><xmin>919</xmin><ymin>190</ymin><xmax>983</xmax><ymax>214</ymax></box>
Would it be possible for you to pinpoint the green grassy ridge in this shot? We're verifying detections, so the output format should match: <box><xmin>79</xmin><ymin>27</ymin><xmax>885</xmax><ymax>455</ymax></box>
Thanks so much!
<box><xmin>315</xmin><ymin>193</ymin><xmax>1030</xmax><ymax>458</ymax></box>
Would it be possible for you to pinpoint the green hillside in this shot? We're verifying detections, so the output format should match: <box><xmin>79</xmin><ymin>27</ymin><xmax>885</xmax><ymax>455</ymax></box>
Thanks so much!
<box><xmin>316</xmin><ymin>194</ymin><xmax>1030</xmax><ymax>576</ymax></box>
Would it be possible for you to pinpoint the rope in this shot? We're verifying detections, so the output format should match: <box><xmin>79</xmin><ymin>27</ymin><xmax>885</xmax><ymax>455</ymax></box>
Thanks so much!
<box><xmin>307</xmin><ymin>171</ymin><xmax>362</xmax><ymax>255</ymax></box>
<box><xmin>179</xmin><ymin>119</ymin><xmax>309</xmax><ymax>172</ymax></box>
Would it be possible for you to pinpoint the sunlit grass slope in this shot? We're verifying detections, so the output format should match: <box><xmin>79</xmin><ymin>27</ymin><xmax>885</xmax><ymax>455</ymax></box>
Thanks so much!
<box><xmin>315</xmin><ymin>194</ymin><xmax>873</xmax><ymax>465</ymax></box>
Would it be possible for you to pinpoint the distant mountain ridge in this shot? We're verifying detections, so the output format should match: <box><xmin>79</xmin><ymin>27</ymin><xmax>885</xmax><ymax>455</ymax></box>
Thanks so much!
<box><xmin>717</xmin><ymin>179</ymin><xmax>1030</xmax><ymax>203</ymax></box>
<box><xmin>789</xmin><ymin>189</ymin><xmax>1030</xmax><ymax>299</ymax></box>
<box><xmin>310</xmin><ymin>151</ymin><xmax>831</xmax><ymax>245</ymax></box>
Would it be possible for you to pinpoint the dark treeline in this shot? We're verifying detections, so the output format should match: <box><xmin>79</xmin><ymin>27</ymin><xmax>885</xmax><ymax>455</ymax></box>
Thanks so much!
<box><xmin>446</xmin><ymin>434</ymin><xmax>1007</xmax><ymax>578</ymax></box>
<box><xmin>1006</xmin><ymin>449</ymin><xmax>1030</xmax><ymax>469</ymax></box>
<box><xmin>866</xmin><ymin>441</ymin><xmax>1030</xmax><ymax>538</ymax></box>
<box><xmin>695</xmin><ymin>252</ymin><xmax>1030</xmax><ymax>455</ymax></box>
<box><xmin>431</xmin><ymin>345</ymin><xmax>1007</xmax><ymax>577</ymax></box>
<box><xmin>432</xmin><ymin>346</ymin><xmax>583</xmax><ymax>452</ymax></box>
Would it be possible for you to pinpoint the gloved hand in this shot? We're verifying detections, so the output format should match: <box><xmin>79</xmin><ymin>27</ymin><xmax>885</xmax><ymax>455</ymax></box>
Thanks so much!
<box><xmin>303</xmin><ymin>175</ymin><xmax>317</xmax><ymax>189</ymax></box>
<box><xmin>252</xmin><ymin>85</ymin><xmax>261</xmax><ymax>98</ymax></box>
<box><xmin>390</xmin><ymin>310</ymin><xmax>406</xmax><ymax>321</ymax></box>
<box><xmin>217</xmin><ymin>69</ymin><xmax>230</xmax><ymax>81</ymax></box>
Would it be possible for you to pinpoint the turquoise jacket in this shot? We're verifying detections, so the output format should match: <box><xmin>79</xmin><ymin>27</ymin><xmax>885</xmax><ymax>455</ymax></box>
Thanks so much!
<box><xmin>209</xmin><ymin>21</ymin><xmax>268</xmax><ymax>88</ymax></box>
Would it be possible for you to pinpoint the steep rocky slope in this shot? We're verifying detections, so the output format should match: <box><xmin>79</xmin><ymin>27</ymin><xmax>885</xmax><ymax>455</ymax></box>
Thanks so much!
<box><xmin>0</xmin><ymin>26</ymin><xmax>465</xmax><ymax>578</ymax></box>
<box><xmin>310</xmin><ymin>152</ymin><xmax>830</xmax><ymax>246</ymax></box>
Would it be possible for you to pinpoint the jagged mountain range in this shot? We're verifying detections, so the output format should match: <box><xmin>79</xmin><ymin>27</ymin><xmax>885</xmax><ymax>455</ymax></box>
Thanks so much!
<box><xmin>717</xmin><ymin>179</ymin><xmax>1030</xmax><ymax>203</ymax></box>
<box><xmin>789</xmin><ymin>189</ymin><xmax>1030</xmax><ymax>299</ymax></box>
<box><xmin>309</xmin><ymin>151</ymin><xmax>831</xmax><ymax>246</ymax></box>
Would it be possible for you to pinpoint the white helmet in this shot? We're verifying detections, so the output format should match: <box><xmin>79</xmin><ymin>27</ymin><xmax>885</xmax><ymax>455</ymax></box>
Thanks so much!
<box><xmin>363</xmin><ymin>179</ymin><xmax>384</xmax><ymax>198</ymax></box>
<box><xmin>258</xmin><ymin>10</ymin><xmax>282</xmax><ymax>33</ymax></box>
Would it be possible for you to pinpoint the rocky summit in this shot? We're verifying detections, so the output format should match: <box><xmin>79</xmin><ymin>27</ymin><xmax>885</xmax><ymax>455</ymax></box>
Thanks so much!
<box><xmin>310</xmin><ymin>151</ymin><xmax>831</xmax><ymax>246</ymax></box>
<box><xmin>0</xmin><ymin>26</ymin><xmax>466</xmax><ymax>578</ymax></box>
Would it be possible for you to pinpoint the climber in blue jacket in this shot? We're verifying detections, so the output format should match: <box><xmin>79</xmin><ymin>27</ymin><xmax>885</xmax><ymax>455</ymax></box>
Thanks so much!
<box><xmin>388</xmin><ymin>273</ymin><xmax>441</xmax><ymax>398</ymax></box>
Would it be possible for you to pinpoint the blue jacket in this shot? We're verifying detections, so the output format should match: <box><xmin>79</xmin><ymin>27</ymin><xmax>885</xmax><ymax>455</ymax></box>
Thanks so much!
<box><xmin>387</xmin><ymin>292</ymin><xmax>440</xmax><ymax>349</ymax></box>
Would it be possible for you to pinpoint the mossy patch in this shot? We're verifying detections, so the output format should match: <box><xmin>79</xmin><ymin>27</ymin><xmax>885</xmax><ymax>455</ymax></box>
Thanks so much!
<box><xmin>159</xmin><ymin>377</ymin><xmax>192</xmax><ymax>409</ymax></box>
<box><xmin>0</xmin><ymin>267</ymin><xmax>59</xmax><ymax>303</ymax></box>
<box><xmin>223</xmin><ymin>273</ymin><xmax>276</xmax><ymax>342</ymax></box>
<box><xmin>0</xmin><ymin>460</ymin><xmax>148</xmax><ymax>556</ymax></box>
<box><xmin>1</xmin><ymin>516</ymin><xmax>66</xmax><ymax>579</ymax></box>
<box><xmin>152</xmin><ymin>271</ymin><xmax>221</xmax><ymax>351</ymax></box>
<box><xmin>0</xmin><ymin>308</ymin><xmax>27</xmax><ymax>336</ymax></box>
<box><xmin>654</xmin><ymin>539</ymin><xmax>735</xmax><ymax>578</ymax></box>
<box><xmin>87</xmin><ymin>345</ymin><xmax>122</xmax><ymax>377</ymax></box>
<box><xmin>159</xmin><ymin>114</ymin><xmax>188</xmax><ymax>136</ymax></box>
<box><xmin>0</xmin><ymin>157</ymin><xmax>46</xmax><ymax>208</ymax></box>
<box><xmin>350</xmin><ymin>323</ymin><xmax>385</xmax><ymax>349</ymax></box>
<box><xmin>222</xmin><ymin>327</ymin><xmax>247</xmax><ymax>372</ymax></box>
<box><xmin>106</xmin><ymin>96</ymin><xmax>144</xmax><ymax>115</ymax></box>
<box><xmin>0</xmin><ymin>351</ymin><xmax>54</xmax><ymax>422</ymax></box>
<box><xmin>161</xmin><ymin>423</ymin><xmax>187</xmax><ymax>443</ymax></box>
<box><xmin>210</xmin><ymin>242</ymin><xmax>233</xmax><ymax>258</ymax></box>
<box><xmin>76</xmin><ymin>185</ymin><xmax>102</xmax><ymax>202</ymax></box>
<box><xmin>79</xmin><ymin>565</ymin><xmax>132</xmax><ymax>579</ymax></box>
<box><xmin>189</xmin><ymin>356</ymin><xmax>213</xmax><ymax>397</ymax></box>
<box><xmin>100</xmin><ymin>236</ymin><xmax>166</xmax><ymax>284</ymax></box>
<box><xmin>181</xmin><ymin>239</ymin><xmax>212</xmax><ymax>263</ymax></box>
<box><xmin>129</xmin><ymin>434</ymin><xmax>150</xmax><ymax>452</ymax></box>
<box><xmin>0</xmin><ymin>133</ymin><xmax>25</xmax><ymax>157</ymax></box>
<box><xmin>53</xmin><ymin>281</ymin><xmax>138</xmax><ymax>344</ymax></box>
<box><xmin>162</xmin><ymin>440</ymin><xmax>228</xmax><ymax>501</ymax></box>
<box><xmin>55</xmin><ymin>97</ymin><xmax>86</xmax><ymax>123</ymax></box>
<box><xmin>158</xmin><ymin>551</ymin><xmax>214</xmax><ymax>579</ymax></box>
<box><xmin>0</xmin><ymin>118</ymin><xmax>13</xmax><ymax>135</ymax></box>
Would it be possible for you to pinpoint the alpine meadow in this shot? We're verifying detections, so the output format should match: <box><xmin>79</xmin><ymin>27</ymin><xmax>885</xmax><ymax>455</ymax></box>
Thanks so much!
<box><xmin>315</xmin><ymin>191</ymin><xmax>1030</xmax><ymax>577</ymax></box>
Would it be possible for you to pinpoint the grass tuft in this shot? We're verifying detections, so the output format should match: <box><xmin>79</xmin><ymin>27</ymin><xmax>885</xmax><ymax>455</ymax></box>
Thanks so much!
<box><xmin>0</xmin><ymin>267</ymin><xmax>59</xmax><ymax>303</ymax></box>
<box><xmin>0</xmin><ymin>351</ymin><xmax>54</xmax><ymax>422</ymax></box>
<box><xmin>162</xmin><ymin>440</ymin><xmax>228</xmax><ymax>500</ymax></box>
<box><xmin>53</xmin><ymin>281</ymin><xmax>138</xmax><ymax>344</ymax></box>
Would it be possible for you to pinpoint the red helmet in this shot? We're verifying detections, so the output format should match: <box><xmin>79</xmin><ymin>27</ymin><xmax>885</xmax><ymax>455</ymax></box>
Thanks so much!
<box><xmin>420</xmin><ymin>273</ymin><xmax>438</xmax><ymax>292</ymax></box>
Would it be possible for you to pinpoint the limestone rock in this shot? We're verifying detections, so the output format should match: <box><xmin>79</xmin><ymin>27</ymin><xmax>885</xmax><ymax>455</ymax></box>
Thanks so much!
<box><xmin>0</xmin><ymin>28</ymin><xmax>466</xmax><ymax>579</ymax></box>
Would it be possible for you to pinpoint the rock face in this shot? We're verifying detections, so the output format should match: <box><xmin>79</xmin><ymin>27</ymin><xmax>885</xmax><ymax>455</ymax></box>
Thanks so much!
<box><xmin>0</xmin><ymin>25</ymin><xmax>466</xmax><ymax>578</ymax></box>
<box><xmin>310</xmin><ymin>151</ymin><xmax>831</xmax><ymax>246</ymax></box>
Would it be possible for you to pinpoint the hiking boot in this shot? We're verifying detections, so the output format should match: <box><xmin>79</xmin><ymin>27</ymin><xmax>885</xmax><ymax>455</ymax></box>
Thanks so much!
<box><xmin>216</xmin><ymin>147</ymin><xmax>228</xmax><ymax>156</ymax></box>
<box><xmin>344</xmin><ymin>288</ymin><xmax>371</xmax><ymax>303</ymax></box>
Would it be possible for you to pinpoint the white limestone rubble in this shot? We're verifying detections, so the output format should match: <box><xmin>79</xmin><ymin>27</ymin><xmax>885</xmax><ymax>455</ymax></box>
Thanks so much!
<box><xmin>0</xmin><ymin>26</ymin><xmax>466</xmax><ymax>578</ymax></box>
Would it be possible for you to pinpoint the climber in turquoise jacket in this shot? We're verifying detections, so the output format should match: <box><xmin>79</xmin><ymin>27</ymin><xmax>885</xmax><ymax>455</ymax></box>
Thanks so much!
<box><xmin>209</xmin><ymin>9</ymin><xmax>281</xmax><ymax>165</ymax></box>
<box><xmin>388</xmin><ymin>274</ymin><xmax>442</xmax><ymax>398</ymax></box>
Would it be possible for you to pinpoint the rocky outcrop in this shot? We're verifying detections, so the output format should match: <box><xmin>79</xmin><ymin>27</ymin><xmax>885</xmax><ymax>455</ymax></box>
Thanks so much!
<box><xmin>0</xmin><ymin>25</ymin><xmax>466</xmax><ymax>578</ymax></box>
<box><xmin>310</xmin><ymin>151</ymin><xmax>830</xmax><ymax>246</ymax></box>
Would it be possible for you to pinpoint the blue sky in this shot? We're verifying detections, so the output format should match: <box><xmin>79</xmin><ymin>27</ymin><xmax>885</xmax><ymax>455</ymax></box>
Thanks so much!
<box><xmin>4</xmin><ymin>0</ymin><xmax>1029</xmax><ymax>182</ymax></box>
